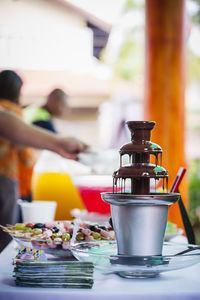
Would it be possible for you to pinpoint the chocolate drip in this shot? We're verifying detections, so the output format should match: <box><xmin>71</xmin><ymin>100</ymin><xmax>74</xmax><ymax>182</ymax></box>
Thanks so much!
<box><xmin>113</xmin><ymin>121</ymin><xmax>168</xmax><ymax>195</ymax></box>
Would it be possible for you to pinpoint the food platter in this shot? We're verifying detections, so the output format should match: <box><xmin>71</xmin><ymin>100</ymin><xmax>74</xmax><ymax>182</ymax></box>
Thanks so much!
<box><xmin>1</xmin><ymin>221</ymin><xmax>115</xmax><ymax>257</ymax></box>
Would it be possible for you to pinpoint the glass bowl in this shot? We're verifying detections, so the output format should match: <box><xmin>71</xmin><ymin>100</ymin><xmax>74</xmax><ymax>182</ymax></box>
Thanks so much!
<box><xmin>13</xmin><ymin>236</ymin><xmax>73</xmax><ymax>257</ymax></box>
<box><xmin>71</xmin><ymin>241</ymin><xmax>200</xmax><ymax>278</ymax></box>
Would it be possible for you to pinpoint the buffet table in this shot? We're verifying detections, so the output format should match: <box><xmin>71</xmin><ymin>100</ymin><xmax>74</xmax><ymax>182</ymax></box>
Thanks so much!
<box><xmin>0</xmin><ymin>241</ymin><xmax>200</xmax><ymax>300</ymax></box>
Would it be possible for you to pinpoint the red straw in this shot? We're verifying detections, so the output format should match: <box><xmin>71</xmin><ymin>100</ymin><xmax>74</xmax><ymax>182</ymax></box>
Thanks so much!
<box><xmin>170</xmin><ymin>167</ymin><xmax>186</xmax><ymax>193</ymax></box>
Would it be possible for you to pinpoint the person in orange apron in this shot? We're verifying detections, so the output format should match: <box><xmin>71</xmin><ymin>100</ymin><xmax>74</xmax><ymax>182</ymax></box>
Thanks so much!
<box><xmin>0</xmin><ymin>70</ymin><xmax>37</xmax><ymax>251</ymax></box>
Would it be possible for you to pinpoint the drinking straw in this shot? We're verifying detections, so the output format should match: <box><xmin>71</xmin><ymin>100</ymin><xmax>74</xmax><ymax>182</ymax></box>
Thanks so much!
<box><xmin>170</xmin><ymin>167</ymin><xmax>195</xmax><ymax>244</ymax></box>
<box><xmin>170</xmin><ymin>167</ymin><xmax>186</xmax><ymax>193</ymax></box>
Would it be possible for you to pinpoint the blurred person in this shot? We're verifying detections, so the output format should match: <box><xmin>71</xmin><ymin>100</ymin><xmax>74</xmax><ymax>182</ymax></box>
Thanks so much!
<box><xmin>24</xmin><ymin>88</ymin><xmax>69</xmax><ymax>133</ymax></box>
<box><xmin>0</xmin><ymin>105</ymin><xmax>87</xmax><ymax>252</ymax></box>
<box><xmin>0</xmin><ymin>70</ymin><xmax>37</xmax><ymax>200</ymax></box>
<box><xmin>0</xmin><ymin>72</ymin><xmax>87</xmax><ymax>252</ymax></box>
<box><xmin>0</xmin><ymin>70</ymin><xmax>37</xmax><ymax>251</ymax></box>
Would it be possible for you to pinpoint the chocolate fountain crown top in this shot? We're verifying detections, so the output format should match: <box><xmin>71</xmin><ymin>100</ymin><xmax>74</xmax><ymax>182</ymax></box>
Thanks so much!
<box><xmin>113</xmin><ymin>121</ymin><xmax>168</xmax><ymax>195</ymax></box>
<box><xmin>127</xmin><ymin>120</ymin><xmax>155</xmax><ymax>141</ymax></box>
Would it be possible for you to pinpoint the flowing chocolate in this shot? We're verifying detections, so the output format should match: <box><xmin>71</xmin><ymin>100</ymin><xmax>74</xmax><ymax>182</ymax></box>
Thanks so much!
<box><xmin>113</xmin><ymin>121</ymin><xmax>168</xmax><ymax>195</ymax></box>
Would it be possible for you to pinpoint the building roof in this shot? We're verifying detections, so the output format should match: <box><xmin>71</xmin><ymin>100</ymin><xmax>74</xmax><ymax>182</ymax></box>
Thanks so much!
<box><xmin>53</xmin><ymin>0</ymin><xmax>112</xmax><ymax>32</ymax></box>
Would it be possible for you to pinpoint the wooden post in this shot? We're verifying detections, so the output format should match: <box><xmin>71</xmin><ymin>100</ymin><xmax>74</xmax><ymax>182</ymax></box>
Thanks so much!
<box><xmin>144</xmin><ymin>0</ymin><xmax>187</xmax><ymax>229</ymax></box>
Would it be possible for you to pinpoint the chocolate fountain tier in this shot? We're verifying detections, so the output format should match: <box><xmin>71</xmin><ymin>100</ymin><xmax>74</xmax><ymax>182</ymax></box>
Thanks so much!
<box><xmin>120</xmin><ymin>141</ymin><xmax>162</xmax><ymax>155</ymax></box>
<box><xmin>114</xmin><ymin>164</ymin><xmax>167</xmax><ymax>178</ymax></box>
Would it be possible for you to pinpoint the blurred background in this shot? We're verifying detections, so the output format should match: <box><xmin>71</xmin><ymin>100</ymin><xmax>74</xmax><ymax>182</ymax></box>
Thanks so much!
<box><xmin>0</xmin><ymin>0</ymin><xmax>200</xmax><ymax>240</ymax></box>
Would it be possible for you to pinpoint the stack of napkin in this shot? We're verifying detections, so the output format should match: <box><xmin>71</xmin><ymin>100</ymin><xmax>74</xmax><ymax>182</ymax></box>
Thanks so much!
<box><xmin>14</xmin><ymin>260</ymin><xmax>94</xmax><ymax>288</ymax></box>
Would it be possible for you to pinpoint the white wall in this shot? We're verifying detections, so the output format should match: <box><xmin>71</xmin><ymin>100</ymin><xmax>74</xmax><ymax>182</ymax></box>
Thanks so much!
<box><xmin>0</xmin><ymin>0</ymin><xmax>93</xmax><ymax>70</ymax></box>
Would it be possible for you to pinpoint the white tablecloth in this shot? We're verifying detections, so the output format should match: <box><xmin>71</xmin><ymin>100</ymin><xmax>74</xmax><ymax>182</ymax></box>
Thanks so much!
<box><xmin>0</xmin><ymin>240</ymin><xmax>200</xmax><ymax>300</ymax></box>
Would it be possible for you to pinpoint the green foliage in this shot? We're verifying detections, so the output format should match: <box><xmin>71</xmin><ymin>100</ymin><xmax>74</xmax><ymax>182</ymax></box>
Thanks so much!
<box><xmin>189</xmin><ymin>159</ymin><xmax>200</xmax><ymax>223</ymax></box>
<box><xmin>189</xmin><ymin>159</ymin><xmax>200</xmax><ymax>244</ymax></box>
<box><xmin>113</xmin><ymin>32</ymin><xmax>143</xmax><ymax>81</ymax></box>
<box><xmin>123</xmin><ymin>0</ymin><xmax>143</xmax><ymax>12</ymax></box>
<box><xmin>101</xmin><ymin>0</ymin><xmax>144</xmax><ymax>82</ymax></box>
<box><xmin>187</xmin><ymin>50</ymin><xmax>200</xmax><ymax>82</ymax></box>
<box><xmin>125</xmin><ymin>0</ymin><xmax>137</xmax><ymax>10</ymax></box>
<box><xmin>191</xmin><ymin>0</ymin><xmax>200</xmax><ymax>24</ymax></box>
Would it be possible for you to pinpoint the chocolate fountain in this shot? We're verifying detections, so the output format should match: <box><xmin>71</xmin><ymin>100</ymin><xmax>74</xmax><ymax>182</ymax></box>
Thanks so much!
<box><xmin>101</xmin><ymin>121</ymin><xmax>180</xmax><ymax>256</ymax></box>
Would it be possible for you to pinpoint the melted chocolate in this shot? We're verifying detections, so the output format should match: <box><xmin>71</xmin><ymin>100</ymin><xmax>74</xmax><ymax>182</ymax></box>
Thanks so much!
<box><xmin>113</xmin><ymin>121</ymin><xmax>168</xmax><ymax>195</ymax></box>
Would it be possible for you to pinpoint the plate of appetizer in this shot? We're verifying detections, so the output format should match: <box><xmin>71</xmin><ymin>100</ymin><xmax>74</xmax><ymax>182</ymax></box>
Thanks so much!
<box><xmin>1</xmin><ymin>221</ymin><xmax>115</xmax><ymax>257</ymax></box>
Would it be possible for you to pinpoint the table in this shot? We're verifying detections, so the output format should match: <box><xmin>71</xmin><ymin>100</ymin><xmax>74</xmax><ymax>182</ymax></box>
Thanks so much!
<box><xmin>0</xmin><ymin>241</ymin><xmax>200</xmax><ymax>300</ymax></box>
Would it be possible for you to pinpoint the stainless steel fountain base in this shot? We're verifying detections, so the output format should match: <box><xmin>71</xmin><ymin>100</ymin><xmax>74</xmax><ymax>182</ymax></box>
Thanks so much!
<box><xmin>101</xmin><ymin>193</ymin><xmax>180</xmax><ymax>256</ymax></box>
<box><xmin>111</xmin><ymin>204</ymin><xmax>168</xmax><ymax>256</ymax></box>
